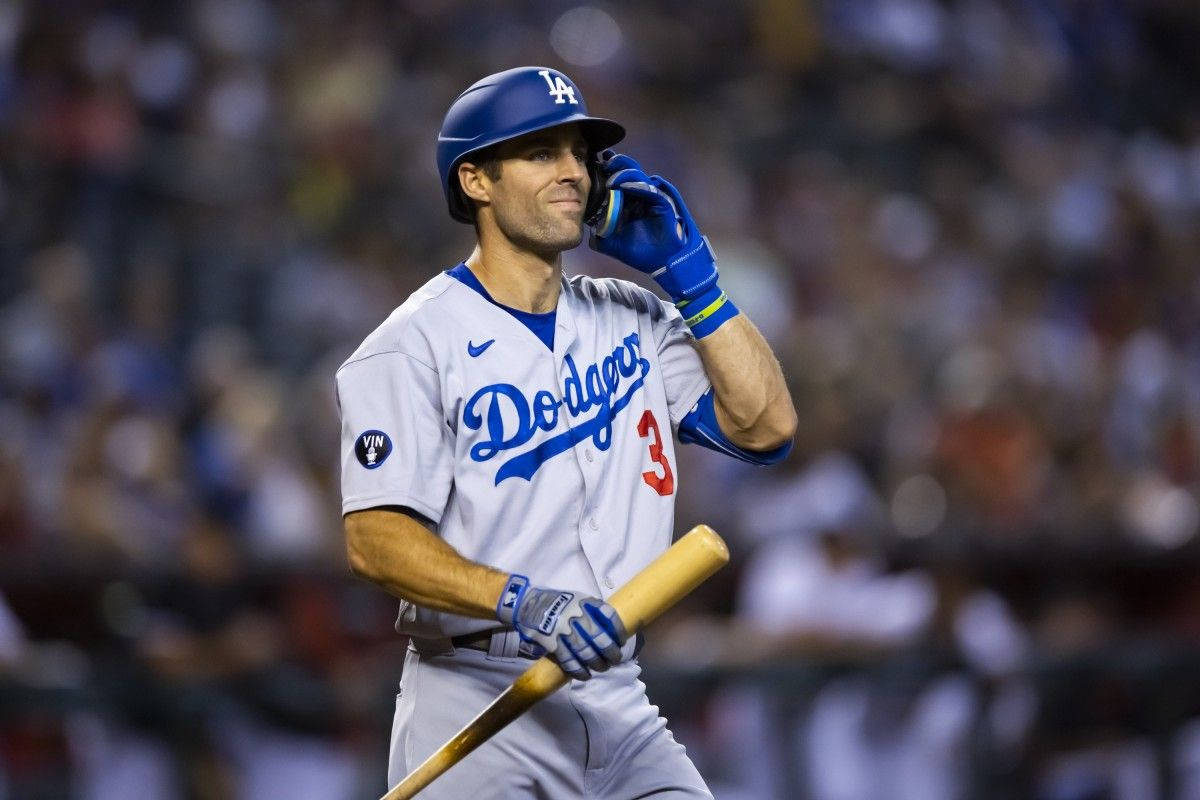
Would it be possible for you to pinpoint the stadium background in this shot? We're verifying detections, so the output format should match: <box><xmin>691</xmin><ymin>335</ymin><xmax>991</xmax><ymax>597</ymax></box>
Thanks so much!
<box><xmin>2</xmin><ymin>1</ymin><xmax>1200</xmax><ymax>797</ymax></box>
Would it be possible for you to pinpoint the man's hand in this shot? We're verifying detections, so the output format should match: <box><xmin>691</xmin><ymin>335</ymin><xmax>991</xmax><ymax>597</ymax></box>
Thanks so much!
<box><xmin>588</xmin><ymin>152</ymin><xmax>719</xmax><ymax>304</ymax></box>
<box><xmin>496</xmin><ymin>574</ymin><xmax>628</xmax><ymax>680</ymax></box>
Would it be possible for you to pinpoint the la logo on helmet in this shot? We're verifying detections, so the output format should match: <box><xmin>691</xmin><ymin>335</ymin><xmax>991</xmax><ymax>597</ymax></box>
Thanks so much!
<box><xmin>538</xmin><ymin>70</ymin><xmax>577</xmax><ymax>105</ymax></box>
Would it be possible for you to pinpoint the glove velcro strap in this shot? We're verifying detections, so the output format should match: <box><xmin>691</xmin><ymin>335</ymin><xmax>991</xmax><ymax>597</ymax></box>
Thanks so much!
<box><xmin>651</xmin><ymin>235</ymin><xmax>719</xmax><ymax>303</ymax></box>
<box><xmin>678</xmin><ymin>285</ymin><xmax>739</xmax><ymax>339</ymax></box>
<box><xmin>495</xmin><ymin>574</ymin><xmax>529</xmax><ymax>626</ymax></box>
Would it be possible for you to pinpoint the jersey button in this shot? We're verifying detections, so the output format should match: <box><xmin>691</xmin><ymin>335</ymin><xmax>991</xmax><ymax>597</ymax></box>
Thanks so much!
<box><xmin>585</xmin><ymin>449</ymin><xmax>594</xmax><ymax>462</ymax></box>
<box><xmin>604</xmin><ymin>576</ymin><xmax>615</xmax><ymax>589</ymax></box>
<box><xmin>589</xmin><ymin>516</ymin><xmax>599</xmax><ymax>531</ymax></box>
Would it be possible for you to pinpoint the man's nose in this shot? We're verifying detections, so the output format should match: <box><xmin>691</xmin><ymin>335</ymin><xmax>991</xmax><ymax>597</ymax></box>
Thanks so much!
<box><xmin>558</xmin><ymin>152</ymin><xmax>586</xmax><ymax>182</ymax></box>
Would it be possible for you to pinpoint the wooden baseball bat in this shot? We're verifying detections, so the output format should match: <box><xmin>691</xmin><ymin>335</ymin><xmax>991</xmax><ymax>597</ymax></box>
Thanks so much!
<box><xmin>380</xmin><ymin>524</ymin><xmax>730</xmax><ymax>800</ymax></box>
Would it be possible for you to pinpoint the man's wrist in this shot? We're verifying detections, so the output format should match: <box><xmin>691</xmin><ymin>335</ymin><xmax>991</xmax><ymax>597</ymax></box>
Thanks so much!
<box><xmin>677</xmin><ymin>284</ymin><xmax>739</xmax><ymax>339</ymax></box>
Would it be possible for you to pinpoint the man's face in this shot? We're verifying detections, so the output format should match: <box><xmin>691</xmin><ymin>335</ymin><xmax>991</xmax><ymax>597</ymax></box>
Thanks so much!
<box><xmin>477</xmin><ymin>124</ymin><xmax>591</xmax><ymax>255</ymax></box>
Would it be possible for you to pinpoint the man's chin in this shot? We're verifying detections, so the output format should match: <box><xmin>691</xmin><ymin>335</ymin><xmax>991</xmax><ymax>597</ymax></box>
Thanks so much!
<box><xmin>540</xmin><ymin>222</ymin><xmax>584</xmax><ymax>253</ymax></box>
<box><xmin>500</xmin><ymin>217</ymin><xmax>584</xmax><ymax>255</ymax></box>
<box><xmin>560</xmin><ymin>225</ymin><xmax>585</xmax><ymax>250</ymax></box>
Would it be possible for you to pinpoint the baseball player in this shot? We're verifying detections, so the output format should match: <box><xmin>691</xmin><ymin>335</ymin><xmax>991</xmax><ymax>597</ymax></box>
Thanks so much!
<box><xmin>337</xmin><ymin>66</ymin><xmax>797</xmax><ymax>798</ymax></box>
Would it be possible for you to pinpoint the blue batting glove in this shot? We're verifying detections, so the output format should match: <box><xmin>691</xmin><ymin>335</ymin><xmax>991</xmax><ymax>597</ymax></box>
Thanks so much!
<box><xmin>496</xmin><ymin>574</ymin><xmax>629</xmax><ymax>681</ymax></box>
<box><xmin>589</xmin><ymin>154</ymin><xmax>719</xmax><ymax>304</ymax></box>
<box><xmin>589</xmin><ymin>154</ymin><xmax>681</xmax><ymax>268</ymax></box>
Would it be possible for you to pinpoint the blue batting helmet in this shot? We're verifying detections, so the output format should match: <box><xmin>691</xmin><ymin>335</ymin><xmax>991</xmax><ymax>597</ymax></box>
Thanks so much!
<box><xmin>437</xmin><ymin>66</ymin><xmax>626</xmax><ymax>223</ymax></box>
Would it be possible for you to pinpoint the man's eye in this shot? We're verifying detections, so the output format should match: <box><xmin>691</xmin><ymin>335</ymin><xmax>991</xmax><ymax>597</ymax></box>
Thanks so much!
<box><xmin>531</xmin><ymin>150</ymin><xmax>552</xmax><ymax>160</ymax></box>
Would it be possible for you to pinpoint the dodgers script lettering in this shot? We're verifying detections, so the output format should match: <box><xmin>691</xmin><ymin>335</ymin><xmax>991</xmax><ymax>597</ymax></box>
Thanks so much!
<box><xmin>463</xmin><ymin>333</ymin><xmax>651</xmax><ymax>484</ymax></box>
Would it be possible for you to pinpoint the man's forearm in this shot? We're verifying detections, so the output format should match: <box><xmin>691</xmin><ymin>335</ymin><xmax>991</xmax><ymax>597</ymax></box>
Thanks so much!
<box><xmin>694</xmin><ymin>313</ymin><xmax>797</xmax><ymax>450</ymax></box>
<box><xmin>344</xmin><ymin>508</ymin><xmax>509</xmax><ymax>619</ymax></box>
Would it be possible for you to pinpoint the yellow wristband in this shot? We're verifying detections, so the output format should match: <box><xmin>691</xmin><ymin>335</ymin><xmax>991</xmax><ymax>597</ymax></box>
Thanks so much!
<box><xmin>682</xmin><ymin>291</ymin><xmax>729</xmax><ymax>327</ymax></box>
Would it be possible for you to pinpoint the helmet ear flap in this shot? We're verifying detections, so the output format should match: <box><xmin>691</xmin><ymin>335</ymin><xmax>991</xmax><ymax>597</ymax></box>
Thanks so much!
<box><xmin>584</xmin><ymin>149</ymin><xmax>621</xmax><ymax>236</ymax></box>
<box><xmin>584</xmin><ymin>155</ymin><xmax>607</xmax><ymax>222</ymax></box>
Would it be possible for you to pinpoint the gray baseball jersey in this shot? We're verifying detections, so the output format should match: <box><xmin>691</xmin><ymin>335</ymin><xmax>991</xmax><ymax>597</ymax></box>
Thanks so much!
<box><xmin>336</xmin><ymin>269</ymin><xmax>710</xmax><ymax>638</ymax></box>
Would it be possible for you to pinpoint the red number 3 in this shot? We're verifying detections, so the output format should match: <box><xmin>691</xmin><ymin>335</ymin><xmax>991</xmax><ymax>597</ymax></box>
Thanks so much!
<box><xmin>637</xmin><ymin>410</ymin><xmax>675</xmax><ymax>496</ymax></box>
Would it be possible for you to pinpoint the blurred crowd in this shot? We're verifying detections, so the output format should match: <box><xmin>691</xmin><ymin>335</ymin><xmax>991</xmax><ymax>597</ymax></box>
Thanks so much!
<box><xmin>1</xmin><ymin>0</ymin><xmax>1199</xmax><ymax>798</ymax></box>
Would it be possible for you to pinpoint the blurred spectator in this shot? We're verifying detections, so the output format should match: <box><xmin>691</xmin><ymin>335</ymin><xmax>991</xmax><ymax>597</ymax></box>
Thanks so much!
<box><xmin>0</xmin><ymin>593</ymin><xmax>26</xmax><ymax>672</ymax></box>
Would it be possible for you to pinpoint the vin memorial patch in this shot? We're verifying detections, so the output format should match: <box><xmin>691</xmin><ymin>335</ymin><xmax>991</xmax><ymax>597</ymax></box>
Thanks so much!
<box><xmin>355</xmin><ymin>430</ymin><xmax>393</xmax><ymax>469</ymax></box>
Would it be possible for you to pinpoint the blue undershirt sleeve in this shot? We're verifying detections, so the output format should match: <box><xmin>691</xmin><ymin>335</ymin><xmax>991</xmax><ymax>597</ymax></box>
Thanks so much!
<box><xmin>677</xmin><ymin>389</ymin><xmax>793</xmax><ymax>465</ymax></box>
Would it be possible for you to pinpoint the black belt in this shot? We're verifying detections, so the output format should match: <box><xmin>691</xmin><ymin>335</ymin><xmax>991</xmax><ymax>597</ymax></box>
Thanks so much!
<box><xmin>449</xmin><ymin>630</ymin><xmax>644</xmax><ymax>659</ymax></box>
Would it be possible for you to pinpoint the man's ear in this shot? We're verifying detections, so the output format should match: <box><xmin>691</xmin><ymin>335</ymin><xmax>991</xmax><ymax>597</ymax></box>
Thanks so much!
<box><xmin>458</xmin><ymin>162</ymin><xmax>491</xmax><ymax>206</ymax></box>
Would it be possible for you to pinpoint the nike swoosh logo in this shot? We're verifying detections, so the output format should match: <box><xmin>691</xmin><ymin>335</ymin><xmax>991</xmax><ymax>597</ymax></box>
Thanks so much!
<box><xmin>467</xmin><ymin>339</ymin><xmax>495</xmax><ymax>358</ymax></box>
